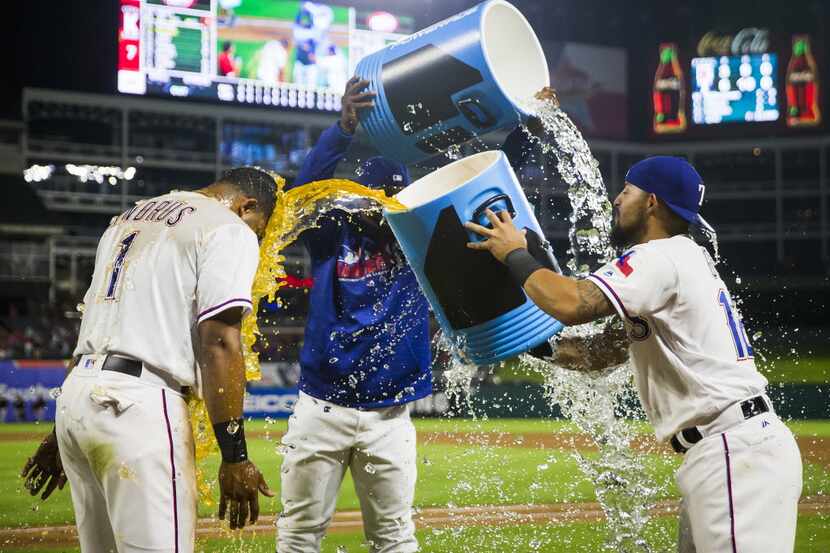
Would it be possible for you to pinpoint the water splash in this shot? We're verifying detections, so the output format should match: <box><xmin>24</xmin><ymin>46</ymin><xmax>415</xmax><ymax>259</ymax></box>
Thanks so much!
<box><xmin>515</xmin><ymin>97</ymin><xmax>665</xmax><ymax>550</ymax></box>
<box><xmin>188</xmin><ymin>177</ymin><xmax>406</xmax><ymax>504</ymax></box>
<box><xmin>520</xmin><ymin>96</ymin><xmax>614</xmax><ymax>275</ymax></box>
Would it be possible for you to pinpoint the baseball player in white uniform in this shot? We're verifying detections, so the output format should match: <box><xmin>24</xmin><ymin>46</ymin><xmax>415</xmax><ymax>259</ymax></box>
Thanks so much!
<box><xmin>466</xmin><ymin>155</ymin><xmax>803</xmax><ymax>552</ymax></box>
<box><xmin>21</xmin><ymin>167</ymin><xmax>277</xmax><ymax>552</ymax></box>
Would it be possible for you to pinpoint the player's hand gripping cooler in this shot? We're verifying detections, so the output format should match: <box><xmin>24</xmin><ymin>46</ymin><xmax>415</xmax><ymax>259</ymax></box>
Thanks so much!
<box><xmin>385</xmin><ymin>150</ymin><xmax>564</xmax><ymax>365</ymax></box>
<box><xmin>355</xmin><ymin>0</ymin><xmax>549</xmax><ymax>165</ymax></box>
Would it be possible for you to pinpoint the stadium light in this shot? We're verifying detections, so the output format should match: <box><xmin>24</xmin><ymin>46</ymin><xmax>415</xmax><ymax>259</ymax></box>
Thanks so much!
<box><xmin>23</xmin><ymin>164</ymin><xmax>55</xmax><ymax>183</ymax></box>
<box><xmin>64</xmin><ymin>164</ymin><xmax>137</xmax><ymax>183</ymax></box>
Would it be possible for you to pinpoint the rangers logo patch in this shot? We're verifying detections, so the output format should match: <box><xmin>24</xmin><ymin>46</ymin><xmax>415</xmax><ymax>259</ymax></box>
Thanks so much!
<box><xmin>615</xmin><ymin>251</ymin><xmax>635</xmax><ymax>277</ymax></box>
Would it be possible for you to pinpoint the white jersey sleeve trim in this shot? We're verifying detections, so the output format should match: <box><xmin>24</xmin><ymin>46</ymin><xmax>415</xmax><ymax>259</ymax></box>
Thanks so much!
<box><xmin>196</xmin><ymin>298</ymin><xmax>253</xmax><ymax>324</ymax></box>
<box><xmin>586</xmin><ymin>274</ymin><xmax>631</xmax><ymax>322</ymax></box>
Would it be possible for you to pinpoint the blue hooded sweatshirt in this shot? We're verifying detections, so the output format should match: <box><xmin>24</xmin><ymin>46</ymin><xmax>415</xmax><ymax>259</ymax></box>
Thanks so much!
<box><xmin>287</xmin><ymin>122</ymin><xmax>432</xmax><ymax>408</ymax></box>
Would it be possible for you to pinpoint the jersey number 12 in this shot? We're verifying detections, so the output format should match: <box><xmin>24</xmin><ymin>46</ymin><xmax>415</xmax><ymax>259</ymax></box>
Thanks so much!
<box><xmin>718</xmin><ymin>290</ymin><xmax>754</xmax><ymax>360</ymax></box>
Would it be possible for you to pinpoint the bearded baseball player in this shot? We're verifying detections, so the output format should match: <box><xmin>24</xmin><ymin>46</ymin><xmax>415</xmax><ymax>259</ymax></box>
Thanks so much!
<box><xmin>21</xmin><ymin>167</ymin><xmax>277</xmax><ymax>552</ymax></box>
<box><xmin>466</xmin><ymin>155</ymin><xmax>803</xmax><ymax>553</ymax></box>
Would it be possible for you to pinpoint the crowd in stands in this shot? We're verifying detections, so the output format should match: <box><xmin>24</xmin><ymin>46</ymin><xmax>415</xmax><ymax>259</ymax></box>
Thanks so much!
<box><xmin>0</xmin><ymin>302</ymin><xmax>80</xmax><ymax>360</ymax></box>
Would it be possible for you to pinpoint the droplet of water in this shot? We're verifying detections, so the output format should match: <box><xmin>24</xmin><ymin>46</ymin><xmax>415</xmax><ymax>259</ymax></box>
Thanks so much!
<box><xmin>226</xmin><ymin>420</ymin><xmax>240</xmax><ymax>435</ymax></box>
<box><xmin>49</xmin><ymin>387</ymin><xmax>62</xmax><ymax>399</ymax></box>
<box><xmin>329</xmin><ymin>357</ymin><xmax>339</xmax><ymax>364</ymax></box>
<box><xmin>76</xmin><ymin>303</ymin><xmax>85</xmax><ymax>313</ymax></box>
<box><xmin>363</xmin><ymin>463</ymin><xmax>377</xmax><ymax>475</ymax></box>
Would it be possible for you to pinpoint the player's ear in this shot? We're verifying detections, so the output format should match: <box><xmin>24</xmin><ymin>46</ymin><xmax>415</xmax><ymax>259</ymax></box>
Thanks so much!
<box><xmin>239</xmin><ymin>197</ymin><xmax>258</xmax><ymax>216</ymax></box>
<box><xmin>646</xmin><ymin>193</ymin><xmax>660</xmax><ymax>214</ymax></box>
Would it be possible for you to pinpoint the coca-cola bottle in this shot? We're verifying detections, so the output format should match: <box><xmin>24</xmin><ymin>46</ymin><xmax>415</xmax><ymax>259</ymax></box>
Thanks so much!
<box><xmin>653</xmin><ymin>43</ymin><xmax>687</xmax><ymax>134</ymax></box>
<box><xmin>786</xmin><ymin>35</ymin><xmax>821</xmax><ymax>127</ymax></box>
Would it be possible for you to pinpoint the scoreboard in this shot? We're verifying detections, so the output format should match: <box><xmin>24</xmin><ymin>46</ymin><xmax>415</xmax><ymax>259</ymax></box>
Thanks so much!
<box><xmin>691</xmin><ymin>54</ymin><xmax>779</xmax><ymax>125</ymax></box>
<box><xmin>118</xmin><ymin>0</ymin><xmax>413</xmax><ymax>112</ymax></box>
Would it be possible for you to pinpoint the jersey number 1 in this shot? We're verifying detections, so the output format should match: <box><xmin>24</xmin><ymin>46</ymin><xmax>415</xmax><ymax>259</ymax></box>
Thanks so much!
<box><xmin>718</xmin><ymin>290</ymin><xmax>754</xmax><ymax>360</ymax></box>
<box><xmin>105</xmin><ymin>231</ymin><xmax>139</xmax><ymax>300</ymax></box>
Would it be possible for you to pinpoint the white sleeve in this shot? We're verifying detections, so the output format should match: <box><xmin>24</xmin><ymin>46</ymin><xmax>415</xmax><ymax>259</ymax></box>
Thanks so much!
<box><xmin>586</xmin><ymin>245</ymin><xmax>677</xmax><ymax>320</ymax></box>
<box><xmin>196</xmin><ymin>224</ymin><xmax>259</xmax><ymax>324</ymax></box>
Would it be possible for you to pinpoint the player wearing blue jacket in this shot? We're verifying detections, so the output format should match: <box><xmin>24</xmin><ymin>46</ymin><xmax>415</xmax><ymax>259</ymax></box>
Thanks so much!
<box><xmin>277</xmin><ymin>77</ymin><xmax>430</xmax><ymax>553</ymax></box>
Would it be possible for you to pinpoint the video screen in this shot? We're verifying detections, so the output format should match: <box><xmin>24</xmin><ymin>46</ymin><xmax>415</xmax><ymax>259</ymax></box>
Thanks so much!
<box><xmin>118</xmin><ymin>0</ymin><xmax>413</xmax><ymax>111</ymax></box>
<box><xmin>690</xmin><ymin>54</ymin><xmax>780</xmax><ymax>125</ymax></box>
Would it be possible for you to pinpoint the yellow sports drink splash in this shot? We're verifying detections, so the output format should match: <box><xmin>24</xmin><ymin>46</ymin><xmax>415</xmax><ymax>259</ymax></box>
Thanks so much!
<box><xmin>188</xmin><ymin>176</ymin><xmax>406</xmax><ymax>505</ymax></box>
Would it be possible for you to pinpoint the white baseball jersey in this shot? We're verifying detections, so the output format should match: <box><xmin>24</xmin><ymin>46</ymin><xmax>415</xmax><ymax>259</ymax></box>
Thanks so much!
<box><xmin>73</xmin><ymin>191</ymin><xmax>260</xmax><ymax>387</ymax></box>
<box><xmin>587</xmin><ymin>235</ymin><xmax>768</xmax><ymax>442</ymax></box>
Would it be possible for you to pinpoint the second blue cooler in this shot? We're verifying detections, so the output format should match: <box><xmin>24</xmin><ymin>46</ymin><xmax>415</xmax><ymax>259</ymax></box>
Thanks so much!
<box><xmin>385</xmin><ymin>150</ymin><xmax>564</xmax><ymax>365</ymax></box>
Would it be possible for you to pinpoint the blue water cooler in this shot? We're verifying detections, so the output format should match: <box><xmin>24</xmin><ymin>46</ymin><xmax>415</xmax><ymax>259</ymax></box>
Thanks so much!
<box><xmin>386</xmin><ymin>150</ymin><xmax>564</xmax><ymax>365</ymax></box>
<box><xmin>355</xmin><ymin>0</ymin><xmax>549</xmax><ymax>165</ymax></box>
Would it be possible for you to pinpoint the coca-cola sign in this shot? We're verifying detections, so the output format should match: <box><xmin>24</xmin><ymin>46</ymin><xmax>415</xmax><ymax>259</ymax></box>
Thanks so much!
<box><xmin>697</xmin><ymin>28</ymin><xmax>771</xmax><ymax>57</ymax></box>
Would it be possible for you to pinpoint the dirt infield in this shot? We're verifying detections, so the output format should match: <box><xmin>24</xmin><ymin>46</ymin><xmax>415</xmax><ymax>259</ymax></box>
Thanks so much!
<box><xmin>3</xmin><ymin>496</ymin><xmax>828</xmax><ymax>547</ymax></box>
<box><xmin>3</xmin><ymin>430</ymin><xmax>828</xmax><ymax>466</ymax></box>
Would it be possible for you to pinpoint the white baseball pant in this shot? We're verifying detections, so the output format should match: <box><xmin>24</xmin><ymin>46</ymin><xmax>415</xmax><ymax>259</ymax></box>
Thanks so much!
<box><xmin>55</xmin><ymin>354</ymin><xmax>197</xmax><ymax>553</ymax></box>
<box><xmin>676</xmin><ymin>403</ymin><xmax>802</xmax><ymax>553</ymax></box>
<box><xmin>277</xmin><ymin>391</ymin><xmax>418</xmax><ymax>553</ymax></box>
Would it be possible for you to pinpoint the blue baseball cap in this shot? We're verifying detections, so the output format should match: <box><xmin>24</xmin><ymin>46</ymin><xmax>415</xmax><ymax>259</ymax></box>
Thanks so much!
<box><xmin>356</xmin><ymin>156</ymin><xmax>410</xmax><ymax>190</ymax></box>
<box><xmin>625</xmin><ymin>156</ymin><xmax>714</xmax><ymax>233</ymax></box>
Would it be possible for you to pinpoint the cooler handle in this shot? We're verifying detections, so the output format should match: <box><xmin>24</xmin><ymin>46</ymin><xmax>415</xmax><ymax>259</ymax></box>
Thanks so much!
<box><xmin>472</xmin><ymin>194</ymin><xmax>516</xmax><ymax>228</ymax></box>
<box><xmin>457</xmin><ymin>97</ymin><xmax>497</xmax><ymax>128</ymax></box>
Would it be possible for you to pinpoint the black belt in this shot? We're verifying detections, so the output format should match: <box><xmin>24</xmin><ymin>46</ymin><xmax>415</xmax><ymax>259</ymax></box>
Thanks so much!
<box><xmin>101</xmin><ymin>355</ymin><xmax>189</xmax><ymax>395</ymax></box>
<box><xmin>670</xmin><ymin>395</ymin><xmax>769</xmax><ymax>454</ymax></box>
<box><xmin>102</xmin><ymin>356</ymin><xmax>143</xmax><ymax>378</ymax></box>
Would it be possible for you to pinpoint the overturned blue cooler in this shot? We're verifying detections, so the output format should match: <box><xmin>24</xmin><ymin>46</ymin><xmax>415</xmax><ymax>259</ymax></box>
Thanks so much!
<box><xmin>355</xmin><ymin>0</ymin><xmax>549</xmax><ymax>165</ymax></box>
<box><xmin>386</xmin><ymin>151</ymin><xmax>565</xmax><ymax>365</ymax></box>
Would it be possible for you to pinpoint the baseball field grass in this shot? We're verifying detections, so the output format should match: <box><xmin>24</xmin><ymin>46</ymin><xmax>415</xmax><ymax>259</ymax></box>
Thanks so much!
<box><xmin>1</xmin><ymin>418</ymin><xmax>828</xmax><ymax>552</ymax></box>
<box><xmin>495</xmin><ymin>352</ymin><xmax>830</xmax><ymax>384</ymax></box>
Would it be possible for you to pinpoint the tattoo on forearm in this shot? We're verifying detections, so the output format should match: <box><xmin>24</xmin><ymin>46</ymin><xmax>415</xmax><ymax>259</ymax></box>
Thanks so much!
<box><xmin>575</xmin><ymin>279</ymin><xmax>614</xmax><ymax>322</ymax></box>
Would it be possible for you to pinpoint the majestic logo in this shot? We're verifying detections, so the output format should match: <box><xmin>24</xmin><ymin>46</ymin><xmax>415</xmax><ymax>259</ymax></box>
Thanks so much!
<box><xmin>615</xmin><ymin>251</ymin><xmax>635</xmax><ymax>277</ymax></box>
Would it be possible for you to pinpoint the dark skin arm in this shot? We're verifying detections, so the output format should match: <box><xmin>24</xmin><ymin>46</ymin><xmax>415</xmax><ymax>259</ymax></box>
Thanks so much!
<box><xmin>464</xmin><ymin>209</ymin><xmax>615</xmax><ymax>325</ymax></box>
<box><xmin>198</xmin><ymin>307</ymin><xmax>274</xmax><ymax>530</ymax></box>
<box><xmin>338</xmin><ymin>76</ymin><xmax>399</xmax><ymax>237</ymax></box>
<box><xmin>339</xmin><ymin>76</ymin><xmax>376</xmax><ymax>135</ymax></box>
<box><xmin>20</xmin><ymin>357</ymin><xmax>77</xmax><ymax>500</ymax></box>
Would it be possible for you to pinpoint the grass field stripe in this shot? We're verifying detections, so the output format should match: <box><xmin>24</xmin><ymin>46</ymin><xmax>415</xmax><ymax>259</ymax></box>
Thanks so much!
<box><xmin>721</xmin><ymin>433</ymin><xmax>737</xmax><ymax>553</ymax></box>
<box><xmin>162</xmin><ymin>389</ymin><xmax>180</xmax><ymax>553</ymax></box>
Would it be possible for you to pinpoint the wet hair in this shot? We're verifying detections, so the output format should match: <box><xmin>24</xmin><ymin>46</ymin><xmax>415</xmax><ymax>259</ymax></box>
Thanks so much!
<box><xmin>222</xmin><ymin>41</ymin><xmax>233</xmax><ymax>52</ymax></box>
<box><xmin>218</xmin><ymin>167</ymin><xmax>277</xmax><ymax>221</ymax></box>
